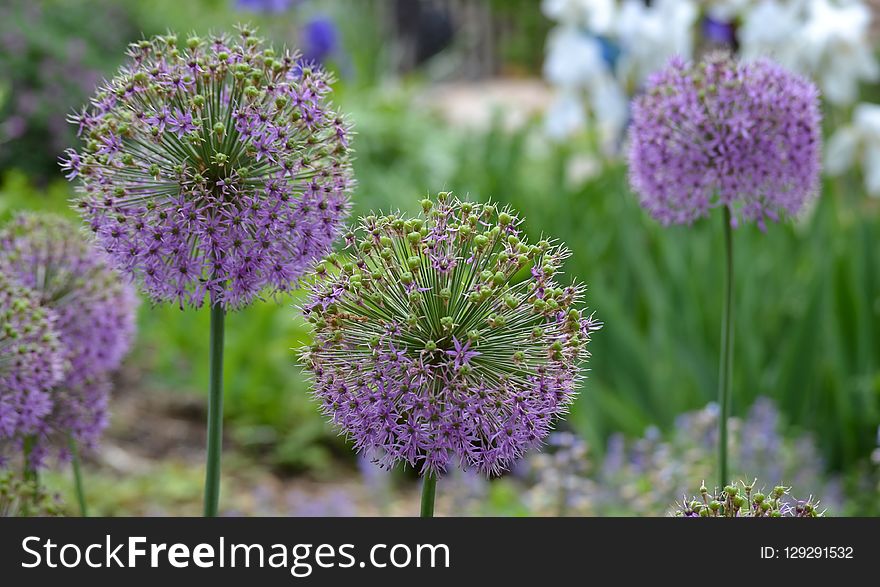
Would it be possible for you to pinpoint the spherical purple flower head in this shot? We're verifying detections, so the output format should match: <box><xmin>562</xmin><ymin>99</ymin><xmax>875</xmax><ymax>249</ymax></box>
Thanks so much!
<box><xmin>0</xmin><ymin>213</ymin><xmax>138</xmax><ymax>386</ymax></box>
<box><xmin>628</xmin><ymin>54</ymin><xmax>822</xmax><ymax>229</ymax></box>
<box><xmin>62</xmin><ymin>27</ymin><xmax>354</xmax><ymax>309</ymax></box>
<box><xmin>0</xmin><ymin>272</ymin><xmax>65</xmax><ymax>466</ymax></box>
<box><xmin>301</xmin><ymin>193</ymin><xmax>602</xmax><ymax>477</ymax></box>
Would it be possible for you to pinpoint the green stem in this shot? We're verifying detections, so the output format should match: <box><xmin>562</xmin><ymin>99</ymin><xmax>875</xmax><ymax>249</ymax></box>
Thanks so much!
<box><xmin>203</xmin><ymin>302</ymin><xmax>225</xmax><ymax>517</ymax></box>
<box><xmin>69</xmin><ymin>435</ymin><xmax>88</xmax><ymax>517</ymax></box>
<box><xmin>420</xmin><ymin>474</ymin><xmax>437</xmax><ymax>518</ymax></box>
<box><xmin>718</xmin><ymin>207</ymin><xmax>734</xmax><ymax>489</ymax></box>
<box><xmin>23</xmin><ymin>436</ymin><xmax>37</xmax><ymax>484</ymax></box>
<box><xmin>21</xmin><ymin>437</ymin><xmax>37</xmax><ymax>518</ymax></box>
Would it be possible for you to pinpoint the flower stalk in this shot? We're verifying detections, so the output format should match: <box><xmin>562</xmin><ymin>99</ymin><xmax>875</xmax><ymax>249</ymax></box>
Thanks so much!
<box><xmin>69</xmin><ymin>435</ymin><xmax>88</xmax><ymax>517</ymax></box>
<box><xmin>718</xmin><ymin>207</ymin><xmax>734</xmax><ymax>489</ymax></box>
<box><xmin>203</xmin><ymin>302</ymin><xmax>225</xmax><ymax>517</ymax></box>
<box><xmin>420</xmin><ymin>474</ymin><xmax>437</xmax><ymax>518</ymax></box>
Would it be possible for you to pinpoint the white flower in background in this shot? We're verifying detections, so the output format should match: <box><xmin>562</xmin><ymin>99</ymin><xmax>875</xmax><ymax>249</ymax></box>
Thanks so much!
<box><xmin>800</xmin><ymin>0</ymin><xmax>879</xmax><ymax>105</ymax></box>
<box><xmin>542</xmin><ymin>0</ymin><xmax>617</xmax><ymax>34</ymax></box>
<box><xmin>545</xmin><ymin>90</ymin><xmax>587</xmax><ymax>138</ymax></box>
<box><xmin>590</xmin><ymin>76</ymin><xmax>628</xmax><ymax>150</ymax></box>
<box><xmin>739</xmin><ymin>0</ymin><xmax>806</xmax><ymax>66</ymax></box>
<box><xmin>542</xmin><ymin>0</ymin><xmax>696</xmax><ymax>149</ymax></box>
<box><xmin>740</xmin><ymin>0</ymin><xmax>878</xmax><ymax>106</ymax></box>
<box><xmin>826</xmin><ymin>104</ymin><xmax>880</xmax><ymax>197</ymax></box>
<box><xmin>544</xmin><ymin>26</ymin><xmax>610</xmax><ymax>88</ymax></box>
<box><xmin>615</xmin><ymin>0</ymin><xmax>698</xmax><ymax>90</ymax></box>
<box><xmin>543</xmin><ymin>26</ymin><xmax>628</xmax><ymax>150</ymax></box>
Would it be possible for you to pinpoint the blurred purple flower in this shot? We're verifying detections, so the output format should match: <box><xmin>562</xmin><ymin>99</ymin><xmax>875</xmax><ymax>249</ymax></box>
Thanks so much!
<box><xmin>301</xmin><ymin>16</ymin><xmax>338</xmax><ymax>64</ymax></box>
<box><xmin>520</xmin><ymin>397</ymin><xmax>841</xmax><ymax>516</ymax></box>
<box><xmin>0</xmin><ymin>213</ymin><xmax>137</xmax><ymax>384</ymax></box>
<box><xmin>0</xmin><ymin>272</ymin><xmax>65</xmax><ymax>466</ymax></box>
<box><xmin>1</xmin><ymin>116</ymin><xmax>27</xmax><ymax>140</ymax></box>
<box><xmin>286</xmin><ymin>488</ymin><xmax>357</xmax><ymax>517</ymax></box>
<box><xmin>701</xmin><ymin>16</ymin><xmax>737</xmax><ymax>47</ymax></box>
<box><xmin>0</xmin><ymin>213</ymin><xmax>138</xmax><ymax>465</ymax></box>
<box><xmin>235</xmin><ymin>0</ymin><xmax>297</xmax><ymax>13</ymax></box>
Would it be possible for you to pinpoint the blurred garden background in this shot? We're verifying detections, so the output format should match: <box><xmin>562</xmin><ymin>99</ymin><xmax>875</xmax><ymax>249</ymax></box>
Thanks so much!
<box><xmin>1</xmin><ymin>0</ymin><xmax>879</xmax><ymax>516</ymax></box>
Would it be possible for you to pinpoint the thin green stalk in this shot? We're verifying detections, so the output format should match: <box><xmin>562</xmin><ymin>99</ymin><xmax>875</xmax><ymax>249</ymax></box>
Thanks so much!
<box><xmin>22</xmin><ymin>437</ymin><xmax>37</xmax><ymax>518</ymax></box>
<box><xmin>23</xmin><ymin>436</ymin><xmax>37</xmax><ymax>484</ymax></box>
<box><xmin>69</xmin><ymin>435</ymin><xmax>88</xmax><ymax>517</ymax></box>
<box><xmin>420</xmin><ymin>474</ymin><xmax>437</xmax><ymax>518</ymax></box>
<box><xmin>203</xmin><ymin>302</ymin><xmax>225</xmax><ymax>517</ymax></box>
<box><xmin>717</xmin><ymin>206</ymin><xmax>734</xmax><ymax>489</ymax></box>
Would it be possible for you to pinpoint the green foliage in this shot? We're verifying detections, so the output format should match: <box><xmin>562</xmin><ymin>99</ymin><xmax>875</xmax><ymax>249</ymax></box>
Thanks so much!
<box><xmin>0</xmin><ymin>0</ymin><xmax>142</xmax><ymax>179</ymax></box>
<box><xmin>0</xmin><ymin>170</ymin><xmax>74</xmax><ymax>219</ymax></box>
<box><xmin>133</xmin><ymin>295</ymin><xmax>339</xmax><ymax>470</ymax></box>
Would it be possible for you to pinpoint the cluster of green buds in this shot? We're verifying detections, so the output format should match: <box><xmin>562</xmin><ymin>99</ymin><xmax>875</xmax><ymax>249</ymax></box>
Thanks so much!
<box><xmin>0</xmin><ymin>472</ymin><xmax>62</xmax><ymax>517</ymax></box>
<box><xmin>675</xmin><ymin>479</ymin><xmax>824</xmax><ymax>517</ymax></box>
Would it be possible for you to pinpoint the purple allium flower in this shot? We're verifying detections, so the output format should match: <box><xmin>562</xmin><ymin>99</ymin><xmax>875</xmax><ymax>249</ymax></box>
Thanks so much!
<box><xmin>301</xmin><ymin>193</ymin><xmax>601</xmax><ymax>477</ymax></box>
<box><xmin>0</xmin><ymin>214</ymin><xmax>137</xmax><ymax>465</ymax></box>
<box><xmin>674</xmin><ymin>479</ymin><xmax>824</xmax><ymax>517</ymax></box>
<box><xmin>64</xmin><ymin>27</ymin><xmax>353</xmax><ymax>309</ymax></box>
<box><xmin>628</xmin><ymin>54</ymin><xmax>822</xmax><ymax>229</ymax></box>
<box><xmin>0</xmin><ymin>213</ymin><xmax>138</xmax><ymax>385</ymax></box>
<box><xmin>0</xmin><ymin>272</ymin><xmax>65</xmax><ymax>464</ymax></box>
